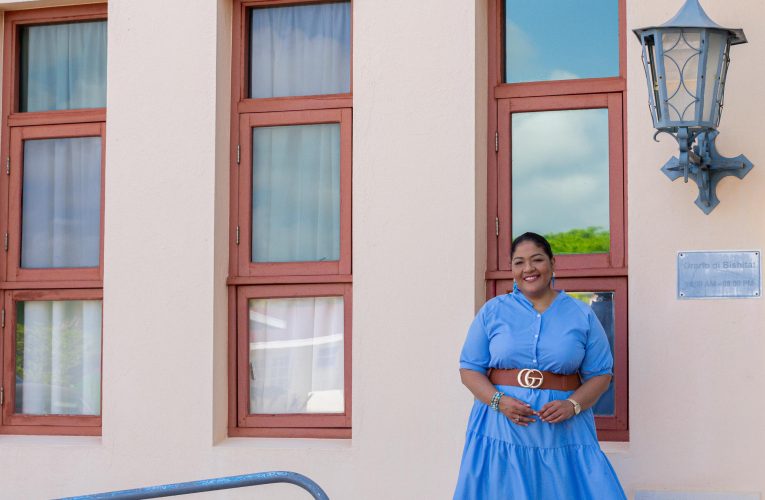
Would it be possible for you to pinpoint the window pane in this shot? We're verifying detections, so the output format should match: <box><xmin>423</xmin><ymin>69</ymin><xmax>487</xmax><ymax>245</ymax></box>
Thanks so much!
<box><xmin>252</xmin><ymin>124</ymin><xmax>340</xmax><ymax>263</ymax></box>
<box><xmin>250</xmin><ymin>2</ymin><xmax>351</xmax><ymax>98</ymax></box>
<box><xmin>21</xmin><ymin>137</ymin><xmax>102</xmax><ymax>268</ymax></box>
<box><xmin>15</xmin><ymin>300</ymin><xmax>102</xmax><ymax>415</ymax></box>
<box><xmin>504</xmin><ymin>0</ymin><xmax>618</xmax><ymax>83</ymax></box>
<box><xmin>19</xmin><ymin>20</ymin><xmax>107</xmax><ymax>112</ymax></box>
<box><xmin>249</xmin><ymin>296</ymin><xmax>344</xmax><ymax>414</ymax></box>
<box><xmin>511</xmin><ymin>109</ymin><xmax>610</xmax><ymax>254</ymax></box>
<box><xmin>569</xmin><ymin>291</ymin><xmax>615</xmax><ymax>416</ymax></box>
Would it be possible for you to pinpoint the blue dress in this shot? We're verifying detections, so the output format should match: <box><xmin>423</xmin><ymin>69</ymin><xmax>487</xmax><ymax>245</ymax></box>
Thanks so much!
<box><xmin>454</xmin><ymin>291</ymin><xmax>626</xmax><ymax>500</ymax></box>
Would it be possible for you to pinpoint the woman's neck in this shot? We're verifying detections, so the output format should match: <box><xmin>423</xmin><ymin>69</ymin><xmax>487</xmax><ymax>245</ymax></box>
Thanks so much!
<box><xmin>526</xmin><ymin>288</ymin><xmax>558</xmax><ymax>313</ymax></box>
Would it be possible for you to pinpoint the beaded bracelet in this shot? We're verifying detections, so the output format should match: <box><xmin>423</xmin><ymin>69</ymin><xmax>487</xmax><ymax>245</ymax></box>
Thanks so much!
<box><xmin>489</xmin><ymin>391</ymin><xmax>504</xmax><ymax>411</ymax></box>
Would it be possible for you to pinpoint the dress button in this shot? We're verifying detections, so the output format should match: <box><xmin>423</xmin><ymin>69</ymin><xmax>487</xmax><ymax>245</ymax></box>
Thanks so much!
<box><xmin>533</xmin><ymin>359</ymin><xmax>537</xmax><ymax>363</ymax></box>
<box><xmin>536</xmin><ymin>313</ymin><xmax>541</xmax><ymax>318</ymax></box>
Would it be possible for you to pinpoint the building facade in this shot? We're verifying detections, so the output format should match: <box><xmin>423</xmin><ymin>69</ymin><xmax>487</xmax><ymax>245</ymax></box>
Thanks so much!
<box><xmin>0</xmin><ymin>0</ymin><xmax>762</xmax><ymax>498</ymax></box>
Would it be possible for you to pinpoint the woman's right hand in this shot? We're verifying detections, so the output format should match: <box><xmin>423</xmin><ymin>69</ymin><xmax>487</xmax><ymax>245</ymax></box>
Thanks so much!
<box><xmin>458</xmin><ymin>369</ymin><xmax>537</xmax><ymax>426</ymax></box>
<box><xmin>497</xmin><ymin>395</ymin><xmax>536</xmax><ymax>426</ymax></box>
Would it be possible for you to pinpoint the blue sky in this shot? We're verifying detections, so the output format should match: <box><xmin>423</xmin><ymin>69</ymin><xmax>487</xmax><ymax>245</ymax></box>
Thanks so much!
<box><xmin>505</xmin><ymin>0</ymin><xmax>619</xmax><ymax>82</ymax></box>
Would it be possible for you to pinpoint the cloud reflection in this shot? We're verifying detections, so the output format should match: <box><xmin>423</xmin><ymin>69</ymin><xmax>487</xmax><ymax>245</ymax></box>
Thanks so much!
<box><xmin>511</xmin><ymin>109</ymin><xmax>610</xmax><ymax>237</ymax></box>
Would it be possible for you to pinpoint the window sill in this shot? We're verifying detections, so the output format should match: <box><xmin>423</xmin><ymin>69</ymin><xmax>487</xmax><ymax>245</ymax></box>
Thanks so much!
<box><xmin>215</xmin><ymin>436</ymin><xmax>353</xmax><ymax>451</ymax></box>
<box><xmin>599</xmin><ymin>440</ymin><xmax>630</xmax><ymax>454</ymax></box>
<box><xmin>0</xmin><ymin>434</ymin><xmax>101</xmax><ymax>447</ymax></box>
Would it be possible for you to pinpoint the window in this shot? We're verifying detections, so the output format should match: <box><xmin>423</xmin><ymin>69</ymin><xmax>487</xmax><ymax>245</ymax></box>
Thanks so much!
<box><xmin>230</xmin><ymin>0</ymin><xmax>352</xmax><ymax>438</ymax></box>
<box><xmin>488</xmin><ymin>0</ymin><xmax>628</xmax><ymax>440</ymax></box>
<box><xmin>0</xmin><ymin>5</ymin><xmax>107</xmax><ymax>436</ymax></box>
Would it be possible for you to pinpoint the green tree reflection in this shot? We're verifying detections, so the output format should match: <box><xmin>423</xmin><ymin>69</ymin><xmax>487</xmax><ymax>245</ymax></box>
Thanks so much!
<box><xmin>544</xmin><ymin>226</ymin><xmax>609</xmax><ymax>254</ymax></box>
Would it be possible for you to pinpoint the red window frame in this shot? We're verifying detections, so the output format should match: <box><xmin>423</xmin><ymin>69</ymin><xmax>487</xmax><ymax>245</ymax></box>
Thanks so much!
<box><xmin>487</xmin><ymin>0</ymin><xmax>628</xmax><ymax>440</ymax></box>
<box><xmin>236</xmin><ymin>109</ymin><xmax>352</xmax><ymax>278</ymax></box>
<box><xmin>0</xmin><ymin>5</ymin><xmax>107</xmax><ymax>436</ymax></box>
<box><xmin>1</xmin><ymin>288</ymin><xmax>103</xmax><ymax>436</ymax></box>
<box><xmin>494</xmin><ymin>277</ymin><xmax>627</xmax><ymax>441</ymax></box>
<box><xmin>496</xmin><ymin>93</ymin><xmax>625</xmax><ymax>273</ymax></box>
<box><xmin>236</xmin><ymin>284</ymin><xmax>352</xmax><ymax>437</ymax></box>
<box><xmin>229</xmin><ymin>0</ymin><xmax>353</xmax><ymax>438</ymax></box>
<box><xmin>7</xmin><ymin>123</ymin><xmax>106</xmax><ymax>284</ymax></box>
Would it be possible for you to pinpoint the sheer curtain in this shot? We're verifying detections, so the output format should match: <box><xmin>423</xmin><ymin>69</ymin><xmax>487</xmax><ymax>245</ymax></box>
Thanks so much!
<box><xmin>20</xmin><ymin>20</ymin><xmax>107</xmax><ymax>112</ymax></box>
<box><xmin>251</xmin><ymin>124</ymin><xmax>340</xmax><ymax>263</ymax></box>
<box><xmin>16</xmin><ymin>300</ymin><xmax>102</xmax><ymax>415</ymax></box>
<box><xmin>21</xmin><ymin>137</ymin><xmax>102</xmax><ymax>269</ymax></box>
<box><xmin>249</xmin><ymin>297</ymin><xmax>344</xmax><ymax>414</ymax></box>
<box><xmin>250</xmin><ymin>2</ymin><xmax>350</xmax><ymax>98</ymax></box>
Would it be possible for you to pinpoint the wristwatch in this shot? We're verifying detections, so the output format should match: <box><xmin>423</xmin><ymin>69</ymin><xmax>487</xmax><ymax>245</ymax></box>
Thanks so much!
<box><xmin>566</xmin><ymin>398</ymin><xmax>581</xmax><ymax>415</ymax></box>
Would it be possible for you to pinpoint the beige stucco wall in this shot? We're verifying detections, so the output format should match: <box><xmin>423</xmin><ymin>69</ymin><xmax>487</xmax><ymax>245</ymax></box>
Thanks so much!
<box><xmin>616</xmin><ymin>0</ymin><xmax>765</xmax><ymax>496</ymax></box>
<box><xmin>0</xmin><ymin>0</ymin><xmax>761</xmax><ymax>499</ymax></box>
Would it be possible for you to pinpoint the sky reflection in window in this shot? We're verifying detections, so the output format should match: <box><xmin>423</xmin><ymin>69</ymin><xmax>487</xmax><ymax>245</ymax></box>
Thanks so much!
<box><xmin>511</xmin><ymin>108</ymin><xmax>610</xmax><ymax>254</ymax></box>
<box><xmin>505</xmin><ymin>0</ymin><xmax>619</xmax><ymax>83</ymax></box>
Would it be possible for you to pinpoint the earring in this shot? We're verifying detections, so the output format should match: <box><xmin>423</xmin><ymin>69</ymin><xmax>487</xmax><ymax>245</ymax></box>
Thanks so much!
<box><xmin>551</xmin><ymin>272</ymin><xmax>556</xmax><ymax>289</ymax></box>
<box><xmin>512</xmin><ymin>281</ymin><xmax>519</xmax><ymax>294</ymax></box>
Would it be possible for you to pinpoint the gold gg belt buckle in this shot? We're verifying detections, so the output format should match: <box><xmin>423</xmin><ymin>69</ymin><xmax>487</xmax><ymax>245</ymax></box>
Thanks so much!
<box><xmin>517</xmin><ymin>368</ymin><xmax>544</xmax><ymax>388</ymax></box>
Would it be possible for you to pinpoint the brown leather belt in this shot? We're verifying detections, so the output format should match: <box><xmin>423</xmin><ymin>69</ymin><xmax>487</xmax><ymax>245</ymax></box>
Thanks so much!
<box><xmin>488</xmin><ymin>368</ymin><xmax>581</xmax><ymax>391</ymax></box>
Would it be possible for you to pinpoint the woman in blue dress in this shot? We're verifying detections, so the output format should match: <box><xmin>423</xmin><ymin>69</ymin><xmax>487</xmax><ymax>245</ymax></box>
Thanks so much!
<box><xmin>454</xmin><ymin>232</ymin><xmax>626</xmax><ymax>499</ymax></box>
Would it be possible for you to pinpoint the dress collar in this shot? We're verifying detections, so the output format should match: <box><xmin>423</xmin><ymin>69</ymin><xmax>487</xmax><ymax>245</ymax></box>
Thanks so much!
<box><xmin>512</xmin><ymin>289</ymin><xmax>565</xmax><ymax>314</ymax></box>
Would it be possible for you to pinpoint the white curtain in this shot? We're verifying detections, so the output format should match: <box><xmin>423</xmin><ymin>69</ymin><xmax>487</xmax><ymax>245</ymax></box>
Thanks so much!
<box><xmin>17</xmin><ymin>300</ymin><xmax>102</xmax><ymax>416</ymax></box>
<box><xmin>250</xmin><ymin>2</ymin><xmax>350</xmax><ymax>98</ymax></box>
<box><xmin>20</xmin><ymin>20</ymin><xmax>107</xmax><ymax>112</ymax></box>
<box><xmin>251</xmin><ymin>124</ymin><xmax>340</xmax><ymax>263</ymax></box>
<box><xmin>249</xmin><ymin>297</ymin><xmax>344</xmax><ymax>414</ymax></box>
<box><xmin>21</xmin><ymin>137</ymin><xmax>102</xmax><ymax>269</ymax></box>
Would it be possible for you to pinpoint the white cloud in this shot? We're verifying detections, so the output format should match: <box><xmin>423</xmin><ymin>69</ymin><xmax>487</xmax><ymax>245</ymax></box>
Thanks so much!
<box><xmin>548</xmin><ymin>69</ymin><xmax>580</xmax><ymax>81</ymax></box>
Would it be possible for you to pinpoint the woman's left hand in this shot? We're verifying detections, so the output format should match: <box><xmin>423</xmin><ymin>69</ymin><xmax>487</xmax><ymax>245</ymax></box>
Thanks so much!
<box><xmin>538</xmin><ymin>399</ymin><xmax>576</xmax><ymax>423</ymax></box>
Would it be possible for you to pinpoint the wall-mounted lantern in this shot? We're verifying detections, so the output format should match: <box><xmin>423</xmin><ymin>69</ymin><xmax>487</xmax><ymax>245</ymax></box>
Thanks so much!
<box><xmin>634</xmin><ymin>0</ymin><xmax>752</xmax><ymax>214</ymax></box>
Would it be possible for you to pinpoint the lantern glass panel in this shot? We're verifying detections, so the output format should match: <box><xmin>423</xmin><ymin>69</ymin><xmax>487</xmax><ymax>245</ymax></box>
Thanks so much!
<box><xmin>702</xmin><ymin>31</ymin><xmax>727</xmax><ymax>123</ymax></box>
<box><xmin>662</xmin><ymin>30</ymin><xmax>701</xmax><ymax>122</ymax></box>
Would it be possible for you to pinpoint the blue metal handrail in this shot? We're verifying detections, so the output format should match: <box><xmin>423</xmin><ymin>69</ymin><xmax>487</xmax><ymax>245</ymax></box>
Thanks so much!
<box><xmin>56</xmin><ymin>471</ymin><xmax>329</xmax><ymax>500</ymax></box>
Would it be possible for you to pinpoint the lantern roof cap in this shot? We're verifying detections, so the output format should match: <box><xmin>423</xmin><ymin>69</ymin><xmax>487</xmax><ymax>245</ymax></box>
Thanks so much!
<box><xmin>633</xmin><ymin>0</ymin><xmax>746</xmax><ymax>45</ymax></box>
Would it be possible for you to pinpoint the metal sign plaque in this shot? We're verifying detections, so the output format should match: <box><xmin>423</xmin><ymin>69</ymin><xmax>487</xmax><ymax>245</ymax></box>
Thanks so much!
<box><xmin>677</xmin><ymin>251</ymin><xmax>761</xmax><ymax>299</ymax></box>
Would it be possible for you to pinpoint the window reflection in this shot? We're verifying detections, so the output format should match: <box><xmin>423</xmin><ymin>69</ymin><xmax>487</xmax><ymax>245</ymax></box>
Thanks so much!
<box><xmin>511</xmin><ymin>108</ymin><xmax>610</xmax><ymax>255</ymax></box>
<box><xmin>504</xmin><ymin>0</ymin><xmax>619</xmax><ymax>83</ymax></box>
<box><xmin>569</xmin><ymin>291</ymin><xmax>615</xmax><ymax>416</ymax></box>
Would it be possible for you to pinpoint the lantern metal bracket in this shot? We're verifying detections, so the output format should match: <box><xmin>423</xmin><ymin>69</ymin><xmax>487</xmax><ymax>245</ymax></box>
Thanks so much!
<box><xmin>656</xmin><ymin>127</ymin><xmax>753</xmax><ymax>214</ymax></box>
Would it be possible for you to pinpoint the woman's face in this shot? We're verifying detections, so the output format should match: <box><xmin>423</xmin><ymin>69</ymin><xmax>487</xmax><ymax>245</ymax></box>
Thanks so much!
<box><xmin>511</xmin><ymin>241</ymin><xmax>555</xmax><ymax>297</ymax></box>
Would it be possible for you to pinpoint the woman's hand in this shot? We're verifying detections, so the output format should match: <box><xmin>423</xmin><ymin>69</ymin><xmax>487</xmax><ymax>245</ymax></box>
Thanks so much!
<box><xmin>538</xmin><ymin>399</ymin><xmax>575</xmax><ymax>423</ymax></box>
<box><xmin>497</xmin><ymin>395</ymin><xmax>536</xmax><ymax>426</ymax></box>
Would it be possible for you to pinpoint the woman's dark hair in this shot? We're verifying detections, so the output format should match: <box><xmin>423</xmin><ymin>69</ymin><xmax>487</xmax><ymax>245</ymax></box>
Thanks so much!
<box><xmin>511</xmin><ymin>232</ymin><xmax>554</xmax><ymax>259</ymax></box>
